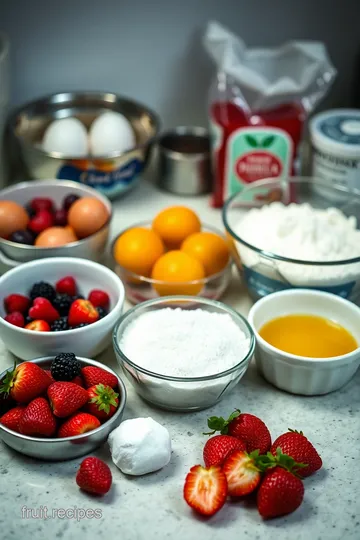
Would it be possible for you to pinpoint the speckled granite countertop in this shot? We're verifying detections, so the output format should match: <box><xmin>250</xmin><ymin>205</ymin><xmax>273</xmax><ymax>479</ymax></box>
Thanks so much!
<box><xmin>0</xmin><ymin>181</ymin><xmax>360</xmax><ymax>540</ymax></box>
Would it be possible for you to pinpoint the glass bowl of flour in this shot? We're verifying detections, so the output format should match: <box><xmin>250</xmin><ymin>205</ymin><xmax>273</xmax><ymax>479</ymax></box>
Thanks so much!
<box><xmin>112</xmin><ymin>296</ymin><xmax>255</xmax><ymax>411</ymax></box>
<box><xmin>223</xmin><ymin>177</ymin><xmax>360</xmax><ymax>302</ymax></box>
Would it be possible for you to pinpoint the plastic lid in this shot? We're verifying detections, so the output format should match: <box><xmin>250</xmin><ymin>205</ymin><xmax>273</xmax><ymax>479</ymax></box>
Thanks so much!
<box><xmin>309</xmin><ymin>109</ymin><xmax>360</xmax><ymax>158</ymax></box>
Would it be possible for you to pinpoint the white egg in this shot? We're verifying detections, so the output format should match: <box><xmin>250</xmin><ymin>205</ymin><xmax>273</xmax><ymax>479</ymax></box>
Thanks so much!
<box><xmin>42</xmin><ymin>117</ymin><xmax>88</xmax><ymax>157</ymax></box>
<box><xmin>89</xmin><ymin>111</ymin><xmax>135</xmax><ymax>156</ymax></box>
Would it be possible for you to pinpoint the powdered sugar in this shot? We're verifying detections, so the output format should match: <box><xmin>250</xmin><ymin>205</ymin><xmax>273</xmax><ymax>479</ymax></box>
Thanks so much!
<box><xmin>119</xmin><ymin>308</ymin><xmax>250</xmax><ymax>378</ymax></box>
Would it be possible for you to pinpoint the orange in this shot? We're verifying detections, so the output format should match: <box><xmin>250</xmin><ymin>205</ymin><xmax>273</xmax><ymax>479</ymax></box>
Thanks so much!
<box><xmin>113</xmin><ymin>227</ymin><xmax>165</xmax><ymax>277</ymax></box>
<box><xmin>151</xmin><ymin>250</ymin><xmax>205</xmax><ymax>296</ymax></box>
<box><xmin>181</xmin><ymin>232</ymin><xmax>230</xmax><ymax>276</ymax></box>
<box><xmin>152</xmin><ymin>206</ymin><xmax>201</xmax><ymax>249</ymax></box>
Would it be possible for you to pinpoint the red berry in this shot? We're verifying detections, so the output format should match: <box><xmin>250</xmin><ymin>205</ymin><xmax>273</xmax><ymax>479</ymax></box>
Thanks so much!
<box><xmin>30</xmin><ymin>197</ymin><xmax>54</xmax><ymax>213</ymax></box>
<box><xmin>4</xmin><ymin>312</ymin><xmax>25</xmax><ymax>328</ymax></box>
<box><xmin>81</xmin><ymin>366</ymin><xmax>118</xmax><ymax>389</ymax></box>
<box><xmin>183</xmin><ymin>465</ymin><xmax>228</xmax><ymax>517</ymax></box>
<box><xmin>0</xmin><ymin>362</ymin><xmax>52</xmax><ymax>403</ymax></box>
<box><xmin>270</xmin><ymin>430</ymin><xmax>322</xmax><ymax>477</ymax></box>
<box><xmin>58</xmin><ymin>412</ymin><xmax>100</xmax><ymax>437</ymax></box>
<box><xmin>4</xmin><ymin>294</ymin><xmax>30</xmax><ymax>314</ymax></box>
<box><xmin>0</xmin><ymin>405</ymin><xmax>25</xmax><ymax>432</ymax></box>
<box><xmin>86</xmin><ymin>384</ymin><xmax>119</xmax><ymax>421</ymax></box>
<box><xmin>88</xmin><ymin>289</ymin><xmax>110</xmax><ymax>309</ymax></box>
<box><xmin>76</xmin><ymin>456</ymin><xmax>112</xmax><ymax>495</ymax></box>
<box><xmin>68</xmin><ymin>299</ymin><xmax>99</xmax><ymax>327</ymax></box>
<box><xmin>53</xmin><ymin>209</ymin><xmax>68</xmax><ymax>226</ymax></box>
<box><xmin>18</xmin><ymin>397</ymin><xmax>57</xmax><ymax>437</ymax></box>
<box><xmin>203</xmin><ymin>435</ymin><xmax>247</xmax><ymax>468</ymax></box>
<box><xmin>28</xmin><ymin>210</ymin><xmax>54</xmax><ymax>234</ymax></box>
<box><xmin>56</xmin><ymin>276</ymin><xmax>77</xmax><ymax>296</ymax></box>
<box><xmin>222</xmin><ymin>450</ymin><xmax>262</xmax><ymax>497</ymax></box>
<box><xmin>48</xmin><ymin>381</ymin><xmax>89</xmax><ymax>418</ymax></box>
<box><xmin>29</xmin><ymin>297</ymin><xmax>60</xmax><ymax>323</ymax></box>
<box><xmin>257</xmin><ymin>467</ymin><xmax>304</xmax><ymax>519</ymax></box>
<box><xmin>25</xmin><ymin>319</ymin><xmax>51</xmax><ymax>332</ymax></box>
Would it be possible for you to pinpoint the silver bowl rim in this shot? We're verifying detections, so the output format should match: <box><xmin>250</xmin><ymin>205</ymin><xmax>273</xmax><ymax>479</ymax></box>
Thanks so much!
<box><xmin>0</xmin><ymin>179</ymin><xmax>112</xmax><ymax>251</ymax></box>
<box><xmin>158</xmin><ymin>126</ymin><xmax>210</xmax><ymax>160</ymax></box>
<box><xmin>113</xmin><ymin>295</ymin><xmax>255</xmax><ymax>382</ymax></box>
<box><xmin>0</xmin><ymin>355</ymin><xmax>127</xmax><ymax>442</ymax></box>
<box><xmin>8</xmin><ymin>90</ymin><xmax>162</xmax><ymax>160</ymax></box>
<box><xmin>223</xmin><ymin>176</ymin><xmax>360</xmax><ymax>267</ymax></box>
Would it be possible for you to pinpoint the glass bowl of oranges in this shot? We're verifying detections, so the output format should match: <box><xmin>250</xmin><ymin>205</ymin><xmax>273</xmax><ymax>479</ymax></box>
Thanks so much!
<box><xmin>111</xmin><ymin>206</ymin><xmax>232</xmax><ymax>304</ymax></box>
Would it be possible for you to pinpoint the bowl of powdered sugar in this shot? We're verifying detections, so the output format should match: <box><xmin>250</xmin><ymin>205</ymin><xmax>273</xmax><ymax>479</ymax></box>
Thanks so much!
<box><xmin>223</xmin><ymin>177</ymin><xmax>360</xmax><ymax>302</ymax></box>
<box><xmin>112</xmin><ymin>296</ymin><xmax>255</xmax><ymax>411</ymax></box>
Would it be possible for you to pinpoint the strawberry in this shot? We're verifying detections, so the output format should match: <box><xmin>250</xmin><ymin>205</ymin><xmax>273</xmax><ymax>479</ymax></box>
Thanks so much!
<box><xmin>86</xmin><ymin>384</ymin><xmax>119</xmax><ymax>421</ymax></box>
<box><xmin>88</xmin><ymin>290</ymin><xmax>110</xmax><ymax>309</ymax></box>
<box><xmin>76</xmin><ymin>456</ymin><xmax>112</xmax><ymax>495</ymax></box>
<box><xmin>56</xmin><ymin>276</ymin><xmax>77</xmax><ymax>297</ymax></box>
<box><xmin>28</xmin><ymin>210</ymin><xmax>54</xmax><ymax>234</ymax></box>
<box><xmin>58</xmin><ymin>412</ymin><xmax>101</xmax><ymax>438</ymax></box>
<box><xmin>257</xmin><ymin>467</ymin><xmax>304</xmax><ymax>519</ymax></box>
<box><xmin>81</xmin><ymin>366</ymin><xmax>118</xmax><ymax>389</ymax></box>
<box><xmin>0</xmin><ymin>405</ymin><xmax>25</xmax><ymax>432</ymax></box>
<box><xmin>19</xmin><ymin>397</ymin><xmax>57</xmax><ymax>437</ymax></box>
<box><xmin>203</xmin><ymin>435</ymin><xmax>246</xmax><ymax>468</ymax></box>
<box><xmin>25</xmin><ymin>319</ymin><xmax>51</xmax><ymax>332</ymax></box>
<box><xmin>44</xmin><ymin>369</ymin><xmax>55</xmax><ymax>384</ymax></box>
<box><xmin>71</xmin><ymin>375</ymin><xmax>84</xmax><ymax>387</ymax></box>
<box><xmin>68</xmin><ymin>299</ymin><xmax>99</xmax><ymax>327</ymax></box>
<box><xmin>5</xmin><ymin>312</ymin><xmax>25</xmax><ymax>328</ymax></box>
<box><xmin>270</xmin><ymin>429</ymin><xmax>322</xmax><ymax>477</ymax></box>
<box><xmin>0</xmin><ymin>362</ymin><xmax>51</xmax><ymax>403</ymax></box>
<box><xmin>47</xmin><ymin>382</ymin><xmax>89</xmax><ymax>418</ymax></box>
<box><xmin>4</xmin><ymin>294</ymin><xmax>30</xmax><ymax>314</ymax></box>
<box><xmin>206</xmin><ymin>410</ymin><xmax>271</xmax><ymax>454</ymax></box>
<box><xmin>30</xmin><ymin>197</ymin><xmax>54</xmax><ymax>213</ymax></box>
<box><xmin>183</xmin><ymin>465</ymin><xmax>228</xmax><ymax>517</ymax></box>
<box><xmin>29</xmin><ymin>297</ymin><xmax>60</xmax><ymax>323</ymax></box>
<box><xmin>222</xmin><ymin>450</ymin><xmax>262</xmax><ymax>496</ymax></box>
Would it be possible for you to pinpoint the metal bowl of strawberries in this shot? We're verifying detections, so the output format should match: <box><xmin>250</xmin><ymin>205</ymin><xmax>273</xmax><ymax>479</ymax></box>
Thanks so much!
<box><xmin>0</xmin><ymin>354</ymin><xmax>127</xmax><ymax>460</ymax></box>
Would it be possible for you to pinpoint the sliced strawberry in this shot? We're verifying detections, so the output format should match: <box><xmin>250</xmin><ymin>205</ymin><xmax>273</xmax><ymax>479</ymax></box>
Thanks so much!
<box><xmin>56</xmin><ymin>276</ymin><xmax>77</xmax><ymax>297</ymax></box>
<box><xmin>5</xmin><ymin>312</ymin><xmax>25</xmax><ymax>328</ymax></box>
<box><xmin>68</xmin><ymin>299</ymin><xmax>99</xmax><ymax>327</ymax></box>
<box><xmin>203</xmin><ymin>435</ymin><xmax>247</xmax><ymax>467</ymax></box>
<box><xmin>58</xmin><ymin>412</ymin><xmax>101</xmax><ymax>438</ymax></box>
<box><xmin>48</xmin><ymin>382</ymin><xmax>89</xmax><ymax>418</ymax></box>
<box><xmin>0</xmin><ymin>362</ymin><xmax>51</xmax><ymax>403</ymax></box>
<box><xmin>25</xmin><ymin>319</ymin><xmax>51</xmax><ymax>332</ymax></box>
<box><xmin>4</xmin><ymin>294</ymin><xmax>30</xmax><ymax>314</ymax></box>
<box><xmin>183</xmin><ymin>465</ymin><xmax>228</xmax><ymax>517</ymax></box>
<box><xmin>19</xmin><ymin>397</ymin><xmax>57</xmax><ymax>437</ymax></box>
<box><xmin>88</xmin><ymin>290</ymin><xmax>110</xmax><ymax>309</ymax></box>
<box><xmin>29</xmin><ymin>297</ymin><xmax>60</xmax><ymax>323</ymax></box>
<box><xmin>81</xmin><ymin>366</ymin><xmax>118</xmax><ymax>389</ymax></box>
<box><xmin>222</xmin><ymin>450</ymin><xmax>261</xmax><ymax>496</ymax></box>
<box><xmin>86</xmin><ymin>384</ymin><xmax>119</xmax><ymax>421</ymax></box>
<box><xmin>0</xmin><ymin>405</ymin><xmax>25</xmax><ymax>432</ymax></box>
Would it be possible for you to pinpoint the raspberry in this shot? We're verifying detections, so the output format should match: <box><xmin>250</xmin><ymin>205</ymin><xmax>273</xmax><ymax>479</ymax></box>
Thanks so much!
<box><xmin>4</xmin><ymin>312</ymin><xmax>25</xmax><ymax>328</ymax></box>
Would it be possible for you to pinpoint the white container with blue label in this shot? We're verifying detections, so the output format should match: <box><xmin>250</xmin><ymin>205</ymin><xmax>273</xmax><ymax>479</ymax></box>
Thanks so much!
<box><xmin>309</xmin><ymin>109</ymin><xmax>360</xmax><ymax>194</ymax></box>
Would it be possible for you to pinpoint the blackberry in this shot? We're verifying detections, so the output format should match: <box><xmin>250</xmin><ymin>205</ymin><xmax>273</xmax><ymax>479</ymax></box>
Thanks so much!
<box><xmin>50</xmin><ymin>353</ymin><xmax>81</xmax><ymax>381</ymax></box>
<box><xmin>96</xmin><ymin>306</ymin><xmax>108</xmax><ymax>319</ymax></box>
<box><xmin>52</xmin><ymin>294</ymin><xmax>72</xmax><ymax>316</ymax></box>
<box><xmin>51</xmin><ymin>317</ymin><xmax>69</xmax><ymax>332</ymax></box>
<box><xmin>30</xmin><ymin>281</ymin><xmax>56</xmax><ymax>301</ymax></box>
<box><xmin>72</xmin><ymin>322</ymin><xmax>89</xmax><ymax>329</ymax></box>
<box><xmin>71</xmin><ymin>294</ymin><xmax>84</xmax><ymax>302</ymax></box>
<box><xmin>24</xmin><ymin>202</ymin><xmax>36</xmax><ymax>218</ymax></box>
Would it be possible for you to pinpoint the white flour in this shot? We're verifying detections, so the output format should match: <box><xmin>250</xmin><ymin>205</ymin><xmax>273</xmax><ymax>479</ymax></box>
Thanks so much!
<box><xmin>120</xmin><ymin>308</ymin><xmax>250</xmax><ymax>377</ymax></box>
<box><xmin>235</xmin><ymin>202</ymin><xmax>360</xmax><ymax>286</ymax></box>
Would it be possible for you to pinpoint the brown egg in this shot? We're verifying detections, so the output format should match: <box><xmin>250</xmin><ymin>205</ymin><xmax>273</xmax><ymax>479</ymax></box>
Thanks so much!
<box><xmin>35</xmin><ymin>227</ymin><xmax>78</xmax><ymax>247</ymax></box>
<box><xmin>68</xmin><ymin>197</ymin><xmax>109</xmax><ymax>239</ymax></box>
<box><xmin>0</xmin><ymin>201</ymin><xmax>29</xmax><ymax>239</ymax></box>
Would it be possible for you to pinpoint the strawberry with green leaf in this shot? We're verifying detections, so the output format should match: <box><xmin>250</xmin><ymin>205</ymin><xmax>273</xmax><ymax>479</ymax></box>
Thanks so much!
<box><xmin>85</xmin><ymin>384</ymin><xmax>119</xmax><ymax>421</ymax></box>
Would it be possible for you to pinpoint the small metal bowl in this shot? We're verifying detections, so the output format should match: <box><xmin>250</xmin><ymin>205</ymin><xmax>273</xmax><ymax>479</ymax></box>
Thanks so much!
<box><xmin>0</xmin><ymin>356</ymin><xmax>127</xmax><ymax>461</ymax></box>
<box><xmin>6</xmin><ymin>91</ymin><xmax>160</xmax><ymax>199</ymax></box>
<box><xmin>111</xmin><ymin>221</ymin><xmax>232</xmax><ymax>304</ymax></box>
<box><xmin>113</xmin><ymin>296</ymin><xmax>255</xmax><ymax>411</ymax></box>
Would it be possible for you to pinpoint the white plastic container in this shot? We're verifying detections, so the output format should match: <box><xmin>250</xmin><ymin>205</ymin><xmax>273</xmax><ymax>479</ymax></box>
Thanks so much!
<box><xmin>248</xmin><ymin>289</ymin><xmax>360</xmax><ymax>395</ymax></box>
<box><xmin>309</xmin><ymin>109</ymin><xmax>360</xmax><ymax>195</ymax></box>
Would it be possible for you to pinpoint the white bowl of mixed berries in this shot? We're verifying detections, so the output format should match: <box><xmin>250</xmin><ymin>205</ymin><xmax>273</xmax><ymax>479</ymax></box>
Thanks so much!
<box><xmin>0</xmin><ymin>353</ymin><xmax>126</xmax><ymax>460</ymax></box>
<box><xmin>0</xmin><ymin>257</ymin><xmax>125</xmax><ymax>359</ymax></box>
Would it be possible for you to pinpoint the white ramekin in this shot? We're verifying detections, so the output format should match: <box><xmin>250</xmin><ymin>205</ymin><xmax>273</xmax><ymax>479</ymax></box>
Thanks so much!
<box><xmin>248</xmin><ymin>289</ymin><xmax>360</xmax><ymax>395</ymax></box>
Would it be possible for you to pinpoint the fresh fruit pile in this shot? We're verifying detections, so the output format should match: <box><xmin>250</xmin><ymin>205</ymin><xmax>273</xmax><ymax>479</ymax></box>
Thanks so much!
<box><xmin>0</xmin><ymin>354</ymin><xmax>120</xmax><ymax>438</ymax></box>
<box><xmin>0</xmin><ymin>194</ymin><xmax>109</xmax><ymax>247</ymax></box>
<box><xmin>113</xmin><ymin>206</ymin><xmax>230</xmax><ymax>296</ymax></box>
<box><xmin>183</xmin><ymin>410</ymin><xmax>322</xmax><ymax>519</ymax></box>
<box><xmin>2</xmin><ymin>275</ymin><xmax>110</xmax><ymax>331</ymax></box>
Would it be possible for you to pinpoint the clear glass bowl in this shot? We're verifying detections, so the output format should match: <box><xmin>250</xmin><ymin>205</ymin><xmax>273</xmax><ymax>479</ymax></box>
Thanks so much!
<box><xmin>223</xmin><ymin>176</ymin><xmax>360</xmax><ymax>302</ymax></box>
<box><xmin>112</xmin><ymin>296</ymin><xmax>255</xmax><ymax>411</ymax></box>
<box><xmin>111</xmin><ymin>221</ymin><xmax>232</xmax><ymax>304</ymax></box>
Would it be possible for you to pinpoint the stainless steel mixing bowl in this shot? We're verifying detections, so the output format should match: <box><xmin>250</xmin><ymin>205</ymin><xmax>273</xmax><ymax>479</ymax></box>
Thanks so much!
<box><xmin>0</xmin><ymin>179</ymin><xmax>112</xmax><ymax>272</ymax></box>
<box><xmin>0</xmin><ymin>356</ymin><xmax>127</xmax><ymax>461</ymax></box>
<box><xmin>6</xmin><ymin>91</ymin><xmax>160</xmax><ymax>199</ymax></box>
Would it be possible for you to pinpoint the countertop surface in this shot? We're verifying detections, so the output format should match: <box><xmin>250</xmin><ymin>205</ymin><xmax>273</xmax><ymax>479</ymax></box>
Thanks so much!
<box><xmin>0</xmin><ymin>179</ymin><xmax>359</xmax><ymax>540</ymax></box>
